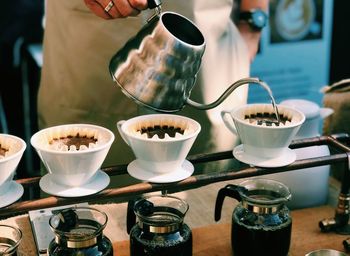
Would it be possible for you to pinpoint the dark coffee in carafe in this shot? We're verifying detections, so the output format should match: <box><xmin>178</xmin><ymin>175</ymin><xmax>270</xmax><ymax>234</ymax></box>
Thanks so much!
<box><xmin>231</xmin><ymin>198</ymin><xmax>292</xmax><ymax>256</ymax></box>
<box><xmin>47</xmin><ymin>208</ymin><xmax>113</xmax><ymax>256</ymax></box>
<box><xmin>215</xmin><ymin>179</ymin><xmax>292</xmax><ymax>256</ymax></box>
<box><xmin>130</xmin><ymin>223</ymin><xmax>192</xmax><ymax>256</ymax></box>
<box><xmin>128</xmin><ymin>195</ymin><xmax>192</xmax><ymax>256</ymax></box>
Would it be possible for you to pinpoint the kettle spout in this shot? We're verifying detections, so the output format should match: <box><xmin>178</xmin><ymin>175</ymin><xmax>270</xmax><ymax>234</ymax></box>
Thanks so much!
<box><xmin>187</xmin><ymin>77</ymin><xmax>269</xmax><ymax>110</ymax></box>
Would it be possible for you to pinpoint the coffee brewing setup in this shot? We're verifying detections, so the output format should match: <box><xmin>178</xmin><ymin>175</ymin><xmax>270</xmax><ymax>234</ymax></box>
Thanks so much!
<box><xmin>108</xmin><ymin>0</ymin><xmax>350</xmax><ymax>250</ymax></box>
<box><xmin>1</xmin><ymin>0</ymin><xmax>350</xmax><ymax>255</ymax></box>
<box><xmin>109</xmin><ymin>0</ymin><xmax>350</xmax><ymax>252</ymax></box>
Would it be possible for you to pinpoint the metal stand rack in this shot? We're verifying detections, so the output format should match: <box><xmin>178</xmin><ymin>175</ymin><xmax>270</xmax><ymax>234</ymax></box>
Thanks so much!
<box><xmin>1</xmin><ymin>134</ymin><xmax>350</xmax><ymax>235</ymax></box>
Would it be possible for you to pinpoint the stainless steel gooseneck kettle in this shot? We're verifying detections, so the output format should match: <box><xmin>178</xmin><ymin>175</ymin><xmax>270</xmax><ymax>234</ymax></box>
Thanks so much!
<box><xmin>109</xmin><ymin>0</ymin><xmax>267</xmax><ymax>112</ymax></box>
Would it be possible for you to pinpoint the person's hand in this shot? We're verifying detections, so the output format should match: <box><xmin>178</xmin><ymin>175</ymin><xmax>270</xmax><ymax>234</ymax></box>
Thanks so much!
<box><xmin>84</xmin><ymin>0</ymin><xmax>148</xmax><ymax>19</ymax></box>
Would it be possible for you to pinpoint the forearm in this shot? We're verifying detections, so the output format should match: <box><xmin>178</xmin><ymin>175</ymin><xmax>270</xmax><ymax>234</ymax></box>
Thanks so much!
<box><xmin>237</xmin><ymin>0</ymin><xmax>269</xmax><ymax>62</ymax></box>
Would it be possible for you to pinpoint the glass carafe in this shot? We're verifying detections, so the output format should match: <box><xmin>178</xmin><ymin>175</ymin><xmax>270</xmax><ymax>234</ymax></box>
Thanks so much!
<box><xmin>0</xmin><ymin>225</ymin><xmax>22</xmax><ymax>256</ymax></box>
<box><xmin>215</xmin><ymin>178</ymin><xmax>292</xmax><ymax>256</ymax></box>
<box><xmin>47</xmin><ymin>207</ymin><xmax>113</xmax><ymax>256</ymax></box>
<box><xmin>127</xmin><ymin>195</ymin><xmax>192</xmax><ymax>256</ymax></box>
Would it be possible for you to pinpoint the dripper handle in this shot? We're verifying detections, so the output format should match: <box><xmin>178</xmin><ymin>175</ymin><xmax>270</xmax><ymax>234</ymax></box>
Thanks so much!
<box><xmin>147</xmin><ymin>0</ymin><xmax>162</xmax><ymax>9</ymax></box>
<box><xmin>221</xmin><ymin>110</ymin><xmax>238</xmax><ymax>135</ymax></box>
<box><xmin>319</xmin><ymin>107</ymin><xmax>334</xmax><ymax>119</ymax></box>
<box><xmin>116</xmin><ymin>120</ymin><xmax>130</xmax><ymax>146</ymax></box>
<box><xmin>214</xmin><ymin>184</ymin><xmax>246</xmax><ymax>222</ymax></box>
<box><xmin>126</xmin><ymin>198</ymin><xmax>138</xmax><ymax>234</ymax></box>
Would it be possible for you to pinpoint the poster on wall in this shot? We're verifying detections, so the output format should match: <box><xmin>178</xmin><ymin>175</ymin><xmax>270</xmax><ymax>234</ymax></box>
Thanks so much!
<box><xmin>249</xmin><ymin>0</ymin><xmax>333</xmax><ymax>105</ymax></box>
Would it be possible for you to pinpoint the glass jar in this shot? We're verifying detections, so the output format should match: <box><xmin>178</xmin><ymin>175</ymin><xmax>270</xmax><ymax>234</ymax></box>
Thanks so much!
<box><xmin>0</xmin><ymin>225</ymin><xmax>22</xmax><ymax>256</ymax></box>
<box><xmin>215</xmin><ymin>178</ymin><xmax>292</xmax><ymax>256</ymax></box>
<box><xmin>127</xmin><ymin>195</ymin><xmax>192</xmax><ymax>256</ymax></box>
<box><xmin>47</xmin><ymin>207</ymin><xmax>113</xmax><ymax>256</ymax></box>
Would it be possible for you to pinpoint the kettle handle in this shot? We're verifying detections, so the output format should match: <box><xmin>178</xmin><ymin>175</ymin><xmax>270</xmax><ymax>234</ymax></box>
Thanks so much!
<box><xmin>147</xmin><ymin>0</ymin><xmax>162</xmax><ymax>9</ymax></box>
<box><xmin>214</xmin><ymin>184</ymin><xmax>246</xmax><ymax>222</ymax></box>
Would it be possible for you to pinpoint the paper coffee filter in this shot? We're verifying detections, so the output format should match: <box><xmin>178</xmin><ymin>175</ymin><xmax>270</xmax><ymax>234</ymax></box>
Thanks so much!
<box><xmin>35</xmin><ymin>126</ymin><xmax>110</xmax><ymax>152</ymax></box>
<box><xmin>127</xmin><ymin>116</ymin><xmax>196</xmax><ymax>140</ymax></box>
<box><xmin>240</xmin><ymin>105</ymin><xmax>302</xmax><ymax>127</ymax></box>
<box><xmin>0</xmin><ymin>135</ymin><xmax>23</xmax><ymax>159</ymax></box>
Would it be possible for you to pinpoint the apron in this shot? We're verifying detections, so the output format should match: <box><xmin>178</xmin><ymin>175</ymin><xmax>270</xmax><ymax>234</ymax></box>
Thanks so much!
<box><xmin>38</xmin><ymin>0</ymin><xmax>250</xmax><ymax>170</ymax></box>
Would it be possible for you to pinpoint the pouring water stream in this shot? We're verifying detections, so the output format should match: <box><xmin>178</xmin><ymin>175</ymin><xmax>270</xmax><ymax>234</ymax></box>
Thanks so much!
<box><xmin>186</xmin><ymin>77</ymin><xmax>281</xmax><ymax>125</ymax></box>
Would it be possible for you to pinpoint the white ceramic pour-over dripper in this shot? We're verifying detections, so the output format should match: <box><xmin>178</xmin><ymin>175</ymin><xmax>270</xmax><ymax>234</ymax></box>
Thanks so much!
<box><xmin>0</xmin><ymin>134</ymin><xmax>26</xmax><ymax>189</ymax></box>
<box><xmin>31</xmin><ymin>124</ymin><xmax>114</xmax><ymax>187</ymax></box>
<box><xmin>0</xmin><ymin>134</ymin><xmax>26</xmax><ymax>208</ymax></box>
<box><xmin>117</xmin><ymin>114</ymin><xmax>201</xmax><ymax>177</ymax></box>
<box><xmin>221</xmin><ymin>104</ymin><xmax>305</xmax><ymax>160</ymax></box>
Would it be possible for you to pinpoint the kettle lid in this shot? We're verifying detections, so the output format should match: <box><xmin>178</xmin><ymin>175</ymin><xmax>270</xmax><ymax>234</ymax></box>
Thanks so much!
<box><xmin>280</xmin><ymin>99</ymin><xmax>320</xmax><ymax>119</ymax></box>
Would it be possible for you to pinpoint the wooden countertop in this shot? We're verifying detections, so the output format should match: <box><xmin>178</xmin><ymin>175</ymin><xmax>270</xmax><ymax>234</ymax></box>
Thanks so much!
<box><xmin>114</xmin><ymin>206</ymin><xmax>349</xmax><ymax>256</ymax></box>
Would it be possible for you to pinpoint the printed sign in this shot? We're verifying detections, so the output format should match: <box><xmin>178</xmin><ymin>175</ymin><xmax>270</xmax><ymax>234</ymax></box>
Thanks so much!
<box><xmin>249</xmin><ymin>0</ymin><xmax>333</xmax><ymax>106</ymax></box>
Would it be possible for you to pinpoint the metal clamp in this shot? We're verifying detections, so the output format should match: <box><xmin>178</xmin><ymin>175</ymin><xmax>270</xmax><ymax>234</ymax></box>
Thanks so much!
<box><xmin>319</xmin><ymin>151</ymin><xmax>350</xmax><ymax>234</ymax></box>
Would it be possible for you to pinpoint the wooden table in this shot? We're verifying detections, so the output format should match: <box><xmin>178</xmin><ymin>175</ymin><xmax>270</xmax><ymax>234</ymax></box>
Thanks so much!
<box><xmin>114</xmin><ymin>206</ymin><xmax>349</xmax><ymax>256</ymax></box>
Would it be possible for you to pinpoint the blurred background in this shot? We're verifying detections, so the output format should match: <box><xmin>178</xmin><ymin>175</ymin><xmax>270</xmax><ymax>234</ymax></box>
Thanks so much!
<box><xmin>0</xmin><ymin>0</ymin><xmax>44</xmax><ymax>178</ymax></box>
<box><xmin>0</xmin><ymin>0</ymin><xmax>349</xmax><ymax>178</ymax></box>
